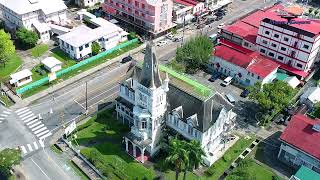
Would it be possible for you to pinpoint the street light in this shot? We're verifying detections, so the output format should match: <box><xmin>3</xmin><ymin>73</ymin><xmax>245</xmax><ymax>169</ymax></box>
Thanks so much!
<box><xmin>85</xmin><ymin>81</ymin><xmax>88</xmax><ymax>115</ymax></box>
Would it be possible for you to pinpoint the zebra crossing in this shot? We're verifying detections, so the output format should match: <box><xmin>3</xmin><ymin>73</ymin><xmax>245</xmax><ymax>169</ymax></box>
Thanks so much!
<box><xmin>15</xmin><ymin>107</ymin><xmax>52</xmax><ymax>140</ymax></box>
<box><xmin>0</xmin><ymin>109</ymin><xmax>11</xmax><ymax>123</ymax></box>
<box><xmin>19</xmin><ymin>139</ymin><xmax>45</xmax><ymax>155</ymax></box>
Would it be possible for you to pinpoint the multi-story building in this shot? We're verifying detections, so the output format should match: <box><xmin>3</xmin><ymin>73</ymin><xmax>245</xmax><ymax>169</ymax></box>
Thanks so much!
<box><xmin>116</xmin><ymin>42</ymin><xmax>236</xmax><ymax>165</ymax></box>
<box><xmin>0</xmin><ymin>0</ymin><xmax>67</xmax><ymax>42</ymax></box>
<box><xmin>209</xmin><ymin>41</ymin><xmax>279</xmax><ymax>86</ymax></box>
<box><xmin>219</xmin><ymin>4</ymin><xmax>320</xmax><ymax>79</ymax></box>
<box><xmin>58</xmin><ymin>16</ymin><xmax>127</xmax><ymax>60</ymax></box>
<box><xmin>278</xmin><ymin>114</ymin><xmax>320</xmax><ymax>173</ymax></box>
<box><xmin>75</xmin><ymin>0</ymin><xmax>104</xmax><ymax>7</ymax></box>
<box><xmin>206</xmin><ymin>0</ymin><xmax>232</xmax><ymax>12</ymax></box>
<box><xmin>102</xmin><ymin>0</ymin><xmax>174</xmax><ymax>37</ymax></box>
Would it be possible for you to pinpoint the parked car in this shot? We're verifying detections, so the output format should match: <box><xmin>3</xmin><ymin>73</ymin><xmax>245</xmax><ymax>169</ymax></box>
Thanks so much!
<box><xmin>225</xmin><ymin>93</ymin><xmax>236</xmax><ymax>104</ymax></box>
<box><xmin>209</xmin><ymin>72</ymin><xmax>221</xmax><ymax>82</ymax></box>
<box><xmin>216</xmin><ymin>16</ymin><xmax>223</xmax><ymax>21</ymax></box>
<box><xmin>221</xmin><ymin>76</ymin><xmax>233</xmax><ymax>86</ymax></box>
<box><xmin>240</xmin><ymin>89</ymin><xmax>250</xmax><ymax>98</ymax></box>
<box><xmin>142</xmin><ymin>48</ymin><xmax>146</xmax><ymax>54</ymax></box>
<box><xmin>157</xmin><ymin>40</ymin><xmax>167</xmax><ymax>47</ymax></box>
<box><xmin>121</xmin><ymin>55</ymin><xmax>132</xmax><ymax>63</ymax></box>
<box><xmin>209</xmin><ymin>33</ymin><xmax>218</xmax><ymax>43</ymax></box>
<box><xmin>217</xmin><ymin>23</ymin><xmax>225</xmax><ymax>29</ymax></box>
<box><xmin>173</xmin><ymin>36</ymin><xmax>183</xmax><ymax>42</ymax></box>
<box><xmin>166</xmin><ymin>34</ymin><xmax>175</xmax><ymax>40</ymax></box>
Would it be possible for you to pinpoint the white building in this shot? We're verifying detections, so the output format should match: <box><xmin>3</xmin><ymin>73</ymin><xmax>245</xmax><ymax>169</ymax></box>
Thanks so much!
<box><xmin>209</xmin><ymin>43</ymin><xmax>279</xmax><ymax>86</ymax></box>
<box><xmin>75</xmin><ymin>0</ymin><xmax>104</xmax><ymax>7</ymax></box>
<box><xmin>57</xmin><ymin>17</ymin><xmax>127</xmax><ymax>60</ymax></box>
<box><xmin>116</xmin><ymin>43</ymin><xmax>236</xmax><ymax>165</ymax></box>
<box><xmin>283</xmin><ymin>76</ymin><xmax>300</xmax><ymax>89</ymax></box>
<box><xmin>300</xmin><ymin>87</ymin><xmax>320</xmax><ymax>108</ymax></box>
<box><xmin>278</xmin><ymin>114</ymin><xmax>320</xmax><ymax>173</ymax></box>
<box><xmin>9</xmin><ymin>69</ymin><xmax>32</xmax><ymax>87</ymax></box>
<box><xmin>172</xmin><ymin>2</ymin><xmax>194</xmax><ymax>25</ymax></box>
<box><xmin>41</xmin><ymin>57</ymin><xmax>62</xmax><ymax>72</ymax></box>
<box><xmin>0</xmin><ymin>0</ymin><xmax>67</xmax><ymax>42</ymax></box>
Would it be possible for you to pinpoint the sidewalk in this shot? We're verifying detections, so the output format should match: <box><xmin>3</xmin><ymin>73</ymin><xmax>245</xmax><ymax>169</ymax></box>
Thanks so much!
<box><xmin>13</xmin><ymin>43</ymin><xmax>146</xmax><ymax>108</ymax></box>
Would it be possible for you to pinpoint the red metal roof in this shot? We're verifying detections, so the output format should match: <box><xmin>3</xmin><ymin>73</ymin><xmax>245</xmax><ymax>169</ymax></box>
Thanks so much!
<box><xmin>223</xmin><ymin>21</ymin><xmax>258</xmax><ymax>43</ymax></box>
<box><xmin>223</xmin><ymin>4</ymin><xmax>320</xmax><ymax>38</ymax></box>
<box><xmin>219</xmin><ymin>39</ymin><xmax>253</xmax><ymax>54</ymax></box>
<box><xmin>213</xmin><ymin>44</ymin><xmax>279</xmax><ymax>78</ymax></box>
<box><xmin>274</xmin><ymin>61</ymin><xmax>309</xmax><ymax>77</ymax></box>
<box><xmin>174</xmin><ymin>0</ymin><xmax>195</xmax><ymax>7</ymax></box>
<box><xmin>280</xmin><ymin>114</ymin><xmax>320</xmax><ymax>160</ymax></box>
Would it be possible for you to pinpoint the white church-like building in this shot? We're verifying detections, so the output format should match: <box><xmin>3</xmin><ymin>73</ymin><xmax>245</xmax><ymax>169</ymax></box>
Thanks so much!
<box><xmin>115</xmin><ymin>43</ymin><xmax>236</xmax><ymax>165</ymax></box>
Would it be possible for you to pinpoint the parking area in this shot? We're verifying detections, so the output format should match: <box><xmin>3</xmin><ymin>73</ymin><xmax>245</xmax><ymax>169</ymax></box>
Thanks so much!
<box><xmin>190</xmin><ymin>71</ymin><xmax>260</xmax><ymax>125</ymax></box>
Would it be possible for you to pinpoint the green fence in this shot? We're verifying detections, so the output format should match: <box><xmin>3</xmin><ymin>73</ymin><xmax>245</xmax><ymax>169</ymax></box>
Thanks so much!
<box><xmin>16</xmin><ymin>38</ymin><xmax>139</xmax><ymax>95</ymax></box>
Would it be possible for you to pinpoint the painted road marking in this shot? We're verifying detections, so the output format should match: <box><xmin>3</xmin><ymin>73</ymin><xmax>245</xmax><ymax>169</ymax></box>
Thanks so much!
<box><xmin>21</xmin><ymin>146</ymin><xmax>27</xmax><ymax>154</ymax></box>
<box><xmin>16</xmin><ymin>108</ymin><xmax>29</xmax><ymax>115</ymax></box>
<box><xmin>31</xmin><ymin>158</ymin><xmax>51</xmax><ymax>180</ymax></box>
<box><xmin>0</xmin><ymin>114</ymin><xmax>8</xmax><ymax>117</ymax></box>
<box><xmin>39</xmin><ymin>140</ymin><xmax>45</xmax><ymax>147</ymax></box>
<box><xmin>33</xmin><ymin>142</ymin><xmax>39</xmax><ymax>150</ymax></box>
<box><xmin>31</xmin><ymin>124</ymin><xmax>44</xmax><ymax>132</ymax></box>
<box><xmin>36</xmin><ymin>130</ymin><xmax>50</xmax><ymax>137</ymax></box>
<box><xmin>15</xmin><ymin>107</ymin><xmax>28</xmax><ymax>113</ymax></box>
<box><xmin>0</xmin><ymin>117</ymin><xmax>4</xmax><ymax>120</ymax></box>
<box><xmin>39</xmin><ymin>132</ymin><xmax>52</xmax><ymax>140</ymax></box>
<box><xmin>21</xmin><ymin>113</ymin><xmax>34</xmax><ymax>121</ymax></box>
<box><xmin>27</xmin><ymin>144</ymin><xmax>33</xmax><ymax>151</ymax></box>
<box><xmin>24</xmin><ymin>116</ymin><xmax>36</xmax><ymax>123</ymax></box>
<box><xmin>29</xmin><ymin>121</ymin><xmax>41</xmax><ymax>128</ymax></box>
<box><xmin>19</xmin><ymin>111</ymin><xmax>32</xmax><ymax>118</ymax></box>
<box><xmin>26</xmin><ymin>119</ymin><xmax>39</xmax><ymax>126</ymax></box>
<box><xmin>34</xmin><ymin>127</ymin><xmax>47</xmax><ymax>135</ymax></box>
<box><xmin>3</xmin><ymin>111</ymin><xmax>11</xmax><ymax>114</ymax></box>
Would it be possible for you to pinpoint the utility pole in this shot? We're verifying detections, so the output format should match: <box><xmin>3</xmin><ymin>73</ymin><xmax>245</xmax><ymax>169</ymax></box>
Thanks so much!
<box><xmin>85</xmin><ymin>81</ymin><xmax>88</xmax><ymax>115</ymax></box>
<box><xmin>182</xmin><ymin>12</ymin><xmax>186</xmax><ymax>44</ymax></box>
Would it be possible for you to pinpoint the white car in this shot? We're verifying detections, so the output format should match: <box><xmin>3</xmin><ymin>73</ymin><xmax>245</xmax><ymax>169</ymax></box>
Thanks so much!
<box><xmin>157</xmin><ymin>40</ymin><xmax>167</xmax><ymax>47</ymax></box>
<box><xmin>166</xmin><ymin>34</ymin><xmax>175</xmax><ymax>40</ymax></box>
<box><xmin>217</xmin><ymin>23</ymin><xmax>225</xmax><ymax>29</ymax></box>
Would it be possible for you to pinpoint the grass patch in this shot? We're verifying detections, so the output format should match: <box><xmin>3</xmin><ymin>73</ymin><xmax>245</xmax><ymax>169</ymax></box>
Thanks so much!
<box><xmin>68</xmin><ymin>161</ymin><xmax>89</xmax><ymax>180</ymax></box>
<box><xmin>164</xmin><ymin>171</ymin><xmax>199</xmax><ymax>180</ymax></box>
<box><xmin>166</xmin><ymin>59</ymin><xmax>186</xmax><ymax>73</ymax></box>
<box><xmin>50</xmin><ymin>144</ymin><xmax>63</xmax><ymax>154</ymax></box>
<box><xmin>20</xmin><ymin>41</ymin><xmax>141</xmax><ymax>98</ymax></box>
<box><xmin>226</xmin><ymin>159</ymin><xmax>280</xmax><ymax>180</ymax></box>
<box><xmin>0</xmin><ymin>54</ymin><xmax>22</xmax><ymax>81</ymax></box>
<box><xmin>75</xmin><ymin>109</ymin><xmax>156</xmax><ymax>179</ymax></box>
<box><xmin>31</xmin><ymin>44</ymin><xmax>49</xmax><ymax>58</ymax></box>
<box><xmin>205</xmin><ymin>136</ymin><xmax>255</xmax><ymax>179</ymax></box>
<box><xmin>0</xmin><ymin>95</ymin><xmax>13</xmax><ymax>107</ymax></box>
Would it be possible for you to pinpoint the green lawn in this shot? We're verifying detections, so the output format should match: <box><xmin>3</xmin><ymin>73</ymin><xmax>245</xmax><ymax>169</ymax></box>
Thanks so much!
<box><xmin>31</xmin><ymin>44</ymin><xmax>49</xmax><ymax>58</ymax></box>
<box><xmin>50</xmin><ymin>145</ymin><xmax>62</xmax><ymax>154</ymax></box>
<box><xmin>0</xmin><ymin>95</ymin><xmax>13</xmax><ymax>107</ymax></box>
<box><xmin>68</xmin><ymin>161</ymin><xmax>89</xmax><ymax>180</ymax></box>
<box><xmin>75</xmin><ymin>109</ymin><xmax>156</xmax><ymax>179</ymax></box>
<box><xmin>204</xmin><ymin>136</ymin><xmax>255</xmax><ymax>179</ymax></box>
<box><xmin>0</xmin><ymin>54</ymin><xmax>22</xmax><ymax>81</ymax></box>
<box><xmin>20</xmin><ymin>41</ymin><xmax>141</xmax><ymax>98</ymax></box>
<box><xmin>165</xmin><ymin>171</ymin><xmax>199</xmax><ymax>180</ymax></box>
<box><xmin>226</xmin><ymin>159</ymin><xmax>280</xmax><ymax>180</ymax></box>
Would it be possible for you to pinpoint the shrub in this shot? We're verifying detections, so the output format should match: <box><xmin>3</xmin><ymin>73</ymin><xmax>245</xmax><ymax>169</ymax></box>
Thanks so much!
<box><xmin>16</xmin><ymin>28</ymin><xmax>39</xmax><ymax>48</ymax></box>
<box><xmin>128</xmin><ymin>32</ymin><xmax>137</xmax><ymax>40</ymax></box>
<box><xmin>91</xmin><ymin>42</ymin><xmax>101</xmax><ymax>55</ymax></box>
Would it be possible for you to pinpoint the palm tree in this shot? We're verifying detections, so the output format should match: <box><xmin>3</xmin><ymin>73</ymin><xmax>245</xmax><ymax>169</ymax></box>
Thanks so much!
<box><xmin>183</xmin><ymin>140</ymin><xmax>206</xmax><ymax>180</ymax></box>
<box><xmin>165</xmin><ymin>137</ymin><xmax>189</xmax><ymax>180</ymax></box>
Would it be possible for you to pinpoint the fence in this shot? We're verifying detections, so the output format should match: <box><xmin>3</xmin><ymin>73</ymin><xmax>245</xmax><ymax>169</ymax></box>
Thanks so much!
<box><xmin>16</xmin><ymin>39</ymin><xmax>139</xmax><ymax>95</ymax></box>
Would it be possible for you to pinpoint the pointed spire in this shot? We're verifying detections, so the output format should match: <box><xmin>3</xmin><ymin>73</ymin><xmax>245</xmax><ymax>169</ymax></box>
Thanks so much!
<box><xmin>139</xmin><ymin>41</ymin><xmax>162</xmax><ymax>89</ymax></box>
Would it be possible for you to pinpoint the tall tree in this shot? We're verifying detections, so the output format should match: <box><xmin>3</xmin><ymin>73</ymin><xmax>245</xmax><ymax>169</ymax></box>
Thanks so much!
<box><xmin>248</xmin><ymin>81</ymin><xmax>296</xmax><ymax>113</ymax></box>
<box><xmin>16</xmin><ymin>28</ymin><xmax>39</xmax><ymax>48</ymax></box>
<box><xmin>0</xmin><ymin>148</ymin><xmax>22</xmax><ymax>178</ymax></box>
<box><xmin>91</xmin><ymin>41</ymin><xmax>101</xmax><ymax>55</ymax></box>
<box><xmin>0</xmin><ymin>29</ymin><xmax>15</xmax><ymax>67</ymax></box>
<box><xmin>165</xmin><ymin>137</ymin><xmax>189</xmax><ymax>180</ymax></box>
<box><xmin>176</xmin><ymin>35</ymin><xmax>213</xmax><ymax>73</ymax></box>
<box><xmin>183</xmin><ymin>140</ymin><xmax>205</xmax><ymax>180</ymax></box>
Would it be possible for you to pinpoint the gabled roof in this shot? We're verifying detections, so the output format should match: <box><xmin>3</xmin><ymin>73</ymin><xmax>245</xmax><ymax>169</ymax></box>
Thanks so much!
<box><xmin>41</xmin><ymin>57</ymin><xmax>62</xmax><ymax>69</ymax></box>
<box><xmin>280</xmin><ymin>114</ymin><xmax>320</xmax><ymax>160</ymax></box>
<box><xmin>139</xmin><ymin>42</ymin><xmax>162</xmax><ymax>89</ymax></box>
<box><xmin>214</xmin><ymin>43</ymin><xmax>279</xmax><ymax>78</ymax></box>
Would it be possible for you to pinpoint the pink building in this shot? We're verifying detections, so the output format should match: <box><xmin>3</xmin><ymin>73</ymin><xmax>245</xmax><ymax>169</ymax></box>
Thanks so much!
<box><xmin>102</xmin><ymin>0</ymin><xmax>174</xmax><ymax>37</ymax></box>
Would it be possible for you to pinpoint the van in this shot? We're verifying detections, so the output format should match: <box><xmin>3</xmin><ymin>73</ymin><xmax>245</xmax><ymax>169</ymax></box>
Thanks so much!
<box><xmin>225</xmin><ymin>94</ymin><xmax>236</xmax><ymax>104</ymax></box>
<box><xmin>221</xmin><ymin>76</ymin><xmax>233</xmax><ymax>86</ymax></box>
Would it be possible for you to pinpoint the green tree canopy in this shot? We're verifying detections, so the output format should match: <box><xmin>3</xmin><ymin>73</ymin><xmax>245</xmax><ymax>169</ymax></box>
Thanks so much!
<box><xmin>0</xmin><ymin>148</ymin><xmax>22</xmax><ymax>177</ymax></box>
<box><xmin>0</xmin><ymin>29</ymin><xmax>15</xmax><ymax>67</ymax></box>
<box><xmin>176</xmin><ymin>35</ymin><xmax>213</xmax><ymax>73</ymax></box>
<box><xmin>91</xmin><ymin>41</ymin><xmax>101</xmax><ymax>55</ymax></box>
<box><xmin>312</xmin><ymin>102</ymin><xmax>320</xmax><ymax>118</ymax></box>
<box><xmin>248</xmin><ymin>81</ymin><xmax>296</xmax><ymax>113</ymax></box>
<box><xmin>16</xmin><ymin>28</ymin><xmax>39</xmax><ymax>48</ymax></box>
